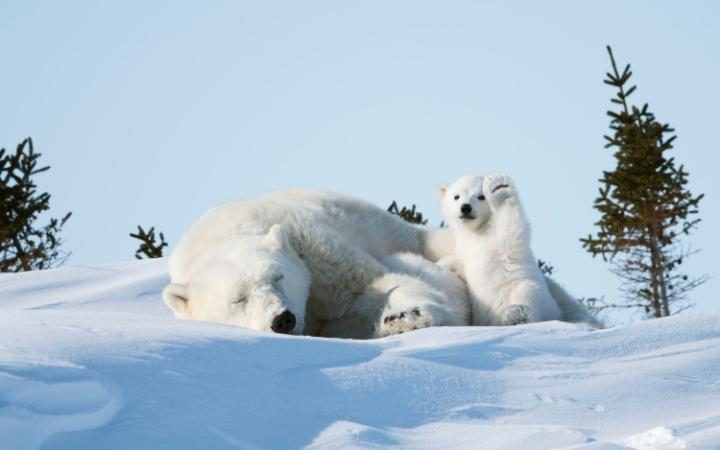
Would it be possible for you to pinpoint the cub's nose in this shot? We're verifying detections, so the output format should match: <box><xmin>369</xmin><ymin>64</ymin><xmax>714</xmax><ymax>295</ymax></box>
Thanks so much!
<box><xmin>460</xmin><ymin>203</ymin><xmax>472</xmax><ymax>215</ymax></box>
<box><xmin>271</xmin><ymin>310</ymin><xmax>296</xmax><ymax>334</ymax></box>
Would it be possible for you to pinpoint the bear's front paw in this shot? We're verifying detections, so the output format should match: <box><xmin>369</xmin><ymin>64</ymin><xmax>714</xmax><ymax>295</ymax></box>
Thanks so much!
<box><xmin>502</xmin><ymin>304</ymin><xmax>530</xmax><ymax>326</ymax></box>
<box><xmin>483</xmin><ymin>173</ymin><xmax>514</xmax><ymax>206</ymax></box>
<box><xmin>378</xmin><ymin>307</ymin><xmax>433</xmax><ymax>337</ymax></box>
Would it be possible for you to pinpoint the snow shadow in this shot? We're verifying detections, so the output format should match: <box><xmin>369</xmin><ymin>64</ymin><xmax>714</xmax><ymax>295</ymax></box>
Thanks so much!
<box><xmin>5</xmin><ymin>330</ymin><xmax>525</xmax><ymax>450</ymax></box>
<box><xmin>30</xmin><ymin>336</ymin><xmax>384</xmax><ymax>450</ymax></box>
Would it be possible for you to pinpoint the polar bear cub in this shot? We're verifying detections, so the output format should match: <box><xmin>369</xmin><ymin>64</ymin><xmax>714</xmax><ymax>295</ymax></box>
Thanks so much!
<box><xmin>437</xmin><ymin>174</ymin><xmax>562</xmax><ymax>326</ymax></box>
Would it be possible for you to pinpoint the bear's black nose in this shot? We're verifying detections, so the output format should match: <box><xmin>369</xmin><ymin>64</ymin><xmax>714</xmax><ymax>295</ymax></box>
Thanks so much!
<box><xmin>271</xmin><ymin>310</ymin><xmax>296</xmax><ymax>334</ymax></box>
<box><xmin>460</xmin><ymin>203</ymin><xmax>472</xmax><ymax>215</ymax></box>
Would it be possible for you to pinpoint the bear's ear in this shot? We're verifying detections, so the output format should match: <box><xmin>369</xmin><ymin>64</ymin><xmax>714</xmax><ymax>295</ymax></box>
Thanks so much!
<box><xmin>436</xmin><ymin>184</ymin><xmax>448</xmax><ymax>201</ymax></box>
<box><xmin>264</xmin><ymin>224</ymin><xmax>292</xmax><ymax>252</ymax></box>
<box><xmin>163</xmin><ymin>283</ymin><xmax>189</xmax><ymax>317</ymax></box>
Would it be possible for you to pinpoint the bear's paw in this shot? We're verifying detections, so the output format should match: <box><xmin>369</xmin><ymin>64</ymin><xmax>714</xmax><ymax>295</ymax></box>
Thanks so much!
<box><xmin>502</xmin><ymin>304</ymin><xmax>531</xmax><ymax>326</ymax></box>
<box><xmin>378</xmin><ymin>307</ymin><xmax>433</xmax><ymax>337</ymax></box>
<box><xmin>483</xmin><ymin>173</ymin><xmax>514</xmax><ymax>206</ymax></box>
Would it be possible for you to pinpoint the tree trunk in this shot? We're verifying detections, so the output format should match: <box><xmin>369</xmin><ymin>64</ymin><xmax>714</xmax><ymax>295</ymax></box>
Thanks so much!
<box><xmin>651</xmin><ymin>221</ymin><xmax>671</xmax><ymax>317</ymax></box>
<box><xmin>647</xmin><ymin>229</ymin><xmax>664</xmax><ymax>318</ymax></box>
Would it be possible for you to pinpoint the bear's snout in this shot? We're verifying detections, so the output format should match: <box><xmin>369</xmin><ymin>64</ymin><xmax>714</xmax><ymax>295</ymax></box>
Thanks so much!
<box><xmin>271</xmin><ymin>310</ymin><xmax>297</xmax><ymax>334</ymax></box>
<box><xmin>460</xmin><ymin>204</ymin><xmax>473</xmax><ymax>215</ymax></box>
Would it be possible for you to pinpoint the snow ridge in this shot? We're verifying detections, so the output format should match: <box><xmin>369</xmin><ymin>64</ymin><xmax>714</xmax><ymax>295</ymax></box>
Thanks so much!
<box><xmin>0</xmin><ymin>259</ymin><xmax>719</xmax><ymax>449</ymax></box>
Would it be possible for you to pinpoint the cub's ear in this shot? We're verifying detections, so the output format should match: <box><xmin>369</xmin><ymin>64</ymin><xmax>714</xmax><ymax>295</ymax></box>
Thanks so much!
<box><xmin>163</xmin><ymin>283</ymin><xmax>189</xmax><ymax>317</ymax></box>
<box><xmin>264</xmin><ymin>224</ymin><xmax>292</xmax><ymax>252</ymax></box>
<box><xmin>436</xmin><ymin>184</ymin><xmax>448</xmax><ymax>201</ymax></box>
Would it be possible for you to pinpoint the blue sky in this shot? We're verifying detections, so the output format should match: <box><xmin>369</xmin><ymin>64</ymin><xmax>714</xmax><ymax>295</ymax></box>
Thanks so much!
<box><xmin>1</xmin><ymin>1</ymin><xmax>718</xmax><ymax>320</ymax></box>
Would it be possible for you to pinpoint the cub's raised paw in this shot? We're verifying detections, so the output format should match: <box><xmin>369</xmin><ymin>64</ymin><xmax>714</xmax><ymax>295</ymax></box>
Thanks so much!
<box><xmin>483</xmin><ymin>173</ymin><xmax>514</xmax><ymax>205</ymax></box>
<box><xmin>503</xmin><ymin>304</ymin><xmax>530</xmax><ymax>326</ymax></box>
<box><xmin>378</xmin><ymin>307</ymin><xmax>433</xmax><ymax>337</ymax></box>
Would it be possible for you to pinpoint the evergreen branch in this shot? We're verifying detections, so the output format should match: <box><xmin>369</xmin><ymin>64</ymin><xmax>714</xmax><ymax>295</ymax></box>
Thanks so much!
<box><xmin>130</xmin><ymin>225</ymin><xmax>168</xmax><ymax>259</ymax></box>
<box><xmin>1</xmin><ymin>138</ymin><xmax>71</xmax><ymax>272</ymax></box>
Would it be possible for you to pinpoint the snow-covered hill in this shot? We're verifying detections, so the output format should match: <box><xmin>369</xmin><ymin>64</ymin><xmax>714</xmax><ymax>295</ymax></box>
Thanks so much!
<box><xmin>1</xmin><ymin>259</ymin><xmax>718</xmax><ymax>450</ymax></box>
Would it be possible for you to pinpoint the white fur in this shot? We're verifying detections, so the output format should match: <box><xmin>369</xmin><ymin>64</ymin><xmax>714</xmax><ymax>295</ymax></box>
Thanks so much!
<box><xmin>379</xmin><ymin>252</ymin><xmax>471</xmax><ymax>335</ymax></box>
<box><xmin>438</xmin><ymin>174</ymin><xmax>596</xmax><ymax>326</ymax></box>
<box><xmin>164</xmin><ymin>189</ymin><xmax>460</xmax><ymax>338</ymax></box>
<box><xmin>545</xmin><ymin>276</ymin><xmax>603</xmax><ymax>328</ymax></box>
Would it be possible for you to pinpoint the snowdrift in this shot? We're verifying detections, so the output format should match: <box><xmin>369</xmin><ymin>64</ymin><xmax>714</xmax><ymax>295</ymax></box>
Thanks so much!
<box><xmin>0</xmin><ymin>259</ymin><xmax>718</xmax><ymax>450</ymax></box>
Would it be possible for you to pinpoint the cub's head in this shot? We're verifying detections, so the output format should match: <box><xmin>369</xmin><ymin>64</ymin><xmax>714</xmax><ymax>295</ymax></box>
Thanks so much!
<box><xmin>163</xmin><ymin>224</ymin><xmax>310</xmax><ymax>335</ymax></box>
<box><xmin>437</xmin><ymin>175</ymin><xmax>492</xmax><ymax>231</ymax></box>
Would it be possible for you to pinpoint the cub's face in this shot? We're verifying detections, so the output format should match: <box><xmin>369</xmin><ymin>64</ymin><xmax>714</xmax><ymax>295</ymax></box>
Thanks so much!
<box><xmin>163</xmin><ymin>225</ymin><xmax>311</xmax><ymax>335</ymax></box>
<box><xmin>437</xmin><ymin>175</ymin><xmax>492</xmax><ymax>231</ymax></box>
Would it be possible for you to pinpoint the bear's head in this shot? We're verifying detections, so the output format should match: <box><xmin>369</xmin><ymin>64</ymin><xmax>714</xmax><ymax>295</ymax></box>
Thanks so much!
<box><xmin>163</xmin><ymin>224</ymin><xmax>311</xmax><ymax>335</ymax></box>
<box><xmin>437</xmin><ymin>175</ymin><xmax>492</xmax><ymax>232</ymax></box>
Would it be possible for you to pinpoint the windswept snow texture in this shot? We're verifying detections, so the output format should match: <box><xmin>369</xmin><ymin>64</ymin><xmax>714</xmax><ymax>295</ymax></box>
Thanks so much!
<box><xmin>1</xmin><ymin>259</ymin><xmax>719</xmax><ymax>450</ymax></box>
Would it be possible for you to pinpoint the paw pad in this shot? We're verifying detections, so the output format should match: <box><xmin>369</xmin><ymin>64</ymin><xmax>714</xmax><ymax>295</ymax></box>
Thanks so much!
<box><xmin>483</xmin><ymin>173</ymin><xmax>513</xmax><ymax>198</ymax></box>
<box><xmin>383</xmin><ymin>307</ymin><xmax>422</xmax><ymax>324</ymax></box>
<box><xmin>491</xmin><ymin>183</ymin><xmax>509</xmax><ymax>194</ymax></box>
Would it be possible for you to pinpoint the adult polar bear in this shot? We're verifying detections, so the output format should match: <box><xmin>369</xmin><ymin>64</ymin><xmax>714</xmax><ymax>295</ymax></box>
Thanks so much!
<box><xmin>163</xmin><ymin>188</ymin><xmax>469</xmax><ymax>338</ymax></box>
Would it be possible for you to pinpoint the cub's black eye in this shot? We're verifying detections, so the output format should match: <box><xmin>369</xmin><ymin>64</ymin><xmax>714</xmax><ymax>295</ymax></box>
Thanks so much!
<box><xmin>273</xmin><ymin>274</ymin><xmax>284</xmax><ymax>282</ymax></box>
<box><xmin>232</xmin><ymin>296</ymin><xmax>247</xmax><ymax>305</ymax></box>
<box><xmin>453</xmin><ymin>195</ymin><xmax>460</xmax><ymax>201</ymax></box>
<box><xmin>478</xmin><ymin>195</ymin><xmax>486</xmax><ymax>201</ymax></box>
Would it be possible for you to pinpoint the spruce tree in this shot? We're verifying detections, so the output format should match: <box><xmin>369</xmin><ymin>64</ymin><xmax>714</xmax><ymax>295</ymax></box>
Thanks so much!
<box><xmin>387</xmin><ymin>201</ymin><xmax>428</xmax><ymax>225</ymax></box>
<box><xmin>130</xmin><ymin>225</ymin><xmax>168</xmax><ymax>259</ymax></box>
<box><xmin>537</xmin><ymin>259</ymin><xmax>554</xmax><ymax>276</ymax></box>
<box><xmin>581</xmin><ymin>46</ymin><xmax>706</xmax><ymax>318</ymax></box>
<box><xmin>0</xmin><ymin>138</ymin><xmax>71</xmax><ymax>272</ymax></box>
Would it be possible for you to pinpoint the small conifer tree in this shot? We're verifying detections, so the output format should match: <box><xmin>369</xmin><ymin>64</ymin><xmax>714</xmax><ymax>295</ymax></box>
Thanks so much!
<box><xmin>0</xmin><ymin>138</ymin><xmax>71</xmax><ymax>272</ymax></box>
<box><xmin>387</xmin><ymin>201</ymin><xmax>428</xmax><ymax>225</ymax></box>
<box><xmin>581</xmin><ymin>46</ymin><xmax>707</xmax><ymax>318</ymax></box>
<box><xmin>130</xmin><ymin>226</ymin><xmax>168</xmax><ymax>259</ymax></box>
<box><xmin>537</xmin><ymin>259</ymin><xmax>554</xmax><ymax>276</ymax></box>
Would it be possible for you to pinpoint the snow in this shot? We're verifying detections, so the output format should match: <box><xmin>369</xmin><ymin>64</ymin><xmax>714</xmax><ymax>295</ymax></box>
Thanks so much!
<box><xmin>1</xmin><ymin>259</ymin><xmax>719</xmax><ymax>450</ymax></box>
<box><xmin>624</xmin><ymin>427</ymin><xmax>686</xmax><ymax>450</ymax></box>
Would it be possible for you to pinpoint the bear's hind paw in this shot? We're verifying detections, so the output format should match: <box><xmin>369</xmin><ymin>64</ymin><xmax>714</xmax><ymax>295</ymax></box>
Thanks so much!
<box><xmin>378</xmin><ymin>307</ymin><xmax>432</xmax><ymax>337</ymax></box>
<box><xmin>503</xmin><ymin>304</ymin><xmax>531</xmax><ymax>326</ymax></box>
